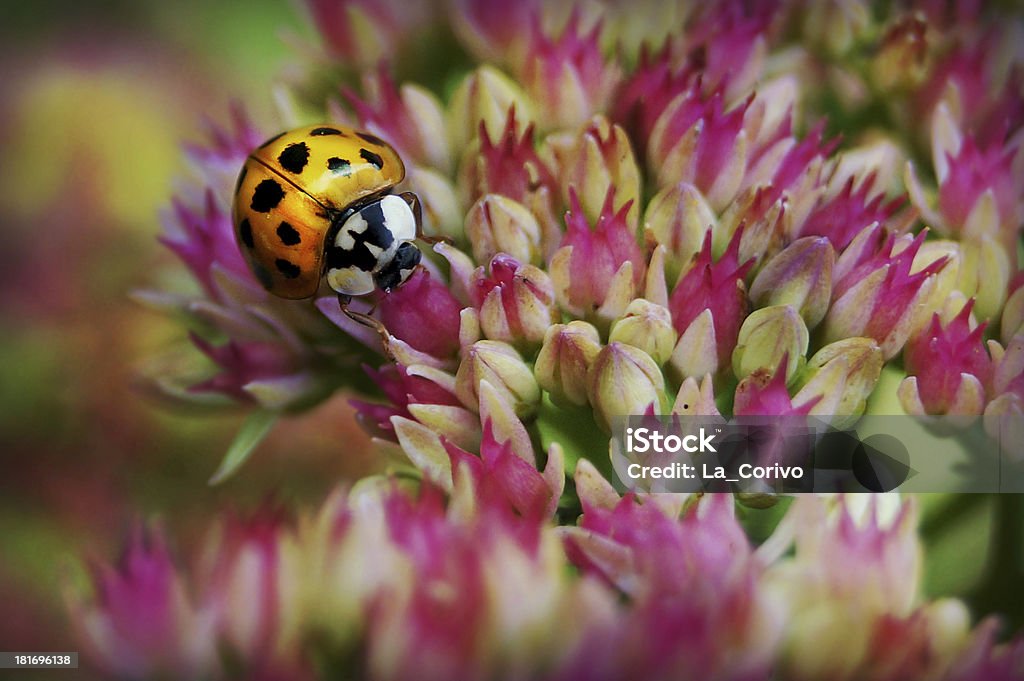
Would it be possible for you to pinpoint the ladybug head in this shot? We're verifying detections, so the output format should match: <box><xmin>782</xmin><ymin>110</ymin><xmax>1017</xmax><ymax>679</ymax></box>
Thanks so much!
<box><xmin>324</xmin><ymin>192</ymin><xmax>422</xmax><ymax>296</ymax></box>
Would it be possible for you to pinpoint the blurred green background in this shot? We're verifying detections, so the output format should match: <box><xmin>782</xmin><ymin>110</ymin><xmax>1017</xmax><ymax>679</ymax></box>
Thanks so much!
<box><xmin>0</xmin><ymin>0</ymin><xmax>1018</xmax><ymax>673</ymax></box>
<box><xmin>0</xmin><ymin>0</ymin><xmax>378</xmax><ymax>665</ymax></box>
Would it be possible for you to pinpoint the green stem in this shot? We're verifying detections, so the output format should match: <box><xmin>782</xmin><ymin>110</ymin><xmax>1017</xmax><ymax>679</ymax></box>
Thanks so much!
<box><xmin>970</xmin><ymin>493</ymin><xmax>1024</xmax><ymax>631</ymax></box>
<box><xmin>919</xmin><ymin>494</ymin><xmax>987</xmax><ymax>541</ymax></box>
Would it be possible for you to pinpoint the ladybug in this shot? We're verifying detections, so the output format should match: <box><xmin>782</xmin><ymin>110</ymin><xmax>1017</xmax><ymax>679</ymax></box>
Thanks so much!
<box><xmin>233</xmin><ymin>124</ymin><xmax>424</xmax><ymax>324</ymax></box>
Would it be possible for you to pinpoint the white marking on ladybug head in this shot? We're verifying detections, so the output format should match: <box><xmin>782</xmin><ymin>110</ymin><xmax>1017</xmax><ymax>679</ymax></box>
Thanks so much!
<box><xmin>335</xmin><ymin>213</ymin><xmax>366</xmax><ymax>250</ymax></box>
<box><xmin>377</xmin><ymin>194</ymin><xmax>417</xmax><ymax>242</ymax></box>
<box><xmin>327</xmin><ymin>266</ymin><xmax>375</xmax><ymax>296</ymax></box>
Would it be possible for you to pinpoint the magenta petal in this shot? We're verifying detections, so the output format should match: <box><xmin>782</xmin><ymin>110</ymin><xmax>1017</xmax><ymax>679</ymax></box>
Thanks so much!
<box><xmin>904</xmin><ymin>300</ymin><xmax>992</xmax><ymax>413</ymax></box>
<box><xmin>445</xmin><ymin>422</ymin><xmax>555</xmax><ymax>521</ymax></box>
<box><xmin>189</xmin><ymin>333</ymin><xmax>296</xmax><ymax>402</ymax></box>
<box><xmin>669</xmin><ymin>228</ymin><xmax>754</xmax><ymax>365</ymax></box>
<box><xmin>613</xmin><ymin>46</ymin><xmax>699</xmax><ymax>152</ymax></box>
<box><xmin>734</xmin><ymin>355</ymin><xmax>818</xmax><ymax>416</ymax></box>
<box><xmin>470</xmin><ymin>109</ymin><xmax>557</xmax><ymax>206</ymax></box>
<box><xmin>801</xmin><ymin>174</ymin><xmax>906</xmax><ymax>251</ymax></box>
<box><xmin>160</xmin><ymin>190</ymin><xmax>254</xmax><ymax>297</ymax></box>
<box><xmin>377</xmin><ymin>269</ymin><xmax>464</xmax><ymax>358</ymax></box>
<box><xmin>560</xmin><ymin>188</ymin><xmax>645</xmax><ymax>310</ymax></box>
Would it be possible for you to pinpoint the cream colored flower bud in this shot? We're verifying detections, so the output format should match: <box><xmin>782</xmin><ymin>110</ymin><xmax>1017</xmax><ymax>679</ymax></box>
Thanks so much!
<box><xmin>644</xmin><ymin>182</ymin><xmax>715</xmax><ymax>282</ymax></box>
<box><xmin>750</xmin><ymin>237</ymin><xmax>835</xmax><ymax>329</ymax></box>
<box><xmin>456</xmin><ymin>340</ymin><xmax>541</xmax><ymax>418</ymax></box>
<box><xmin>870</xmin><ymin>14</ymin><xmax>929</xmax><ymax>93</ymax></box>
<box><xmin>804</xmin><ymin>0</ymin><xmax>870</xmax><ymax>57</ymax></box>
<box><xmin>534</xmin><ymin>321</ymin><xmax>602</xmax><ymax>407</ymax></box>
<box><xmin>1002</xmin><ymin>285</ymin><xmax>1024</xmax><ymax>344</ymax></box>
<box><xmin>668</xmin><ymin>309</ymin><xmax>720</xmax><ymax>382</ymax></box>
<box><xmin>448</xmin><ymin>66</ymin><xmax>534</xmax><ymax>151</ymax></box>
<box><xmin>732</xmin><ymin>305</ymin><xmax>809</xmax><ymax>383</ymax></box>
<box><xmin>407</xmin><ymin>166</ymin><xmax>463</xmax><ymax>242</ymax></box>
<box><xmin>984</xmin><ymin>393</ymin><xmax>1024</xmax><ymax>463</ymax></box>
<box><xmin>588</xmin><ymin>342</ymin><xmax>666</xmax><ymax>432</ymax></box>
<box><xmin>910</xmin><ymin>240</ymin><xmax>961</xmax><ymax>331</ymax></box>
<box><xmin>609</xmin><ymin>299</ymin><xmax>678</xmax><ymax>365</ymax></box>
<box><xmin>465</xmin><ymin>194</ymin><xmax>542</xmax><ymax>266</ymax></box>
<box><xmin>544</xmin><ymin>116</ymin><xmax>641</xmax><ymax>228</ymax></box>
<box><xmin>957</xmin><ymin>235</ymin><xmax>1009</xmax><ymax>322</ymax></box>
<box><xmin>793</xmin><ymin>337</ymin><xmax>883</xmax><ymax>426</ymax></box>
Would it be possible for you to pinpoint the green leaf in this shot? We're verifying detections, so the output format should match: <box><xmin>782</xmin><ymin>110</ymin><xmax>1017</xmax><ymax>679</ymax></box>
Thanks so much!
<box><xmin>535</xmin><ymin>394</ymin><xmax>611</xmax><ymax>480</ymax></box>
<box><xmin>208</xmin><ymin>410</ymin><xmax>279</xmax><ymax>485</ymax></box>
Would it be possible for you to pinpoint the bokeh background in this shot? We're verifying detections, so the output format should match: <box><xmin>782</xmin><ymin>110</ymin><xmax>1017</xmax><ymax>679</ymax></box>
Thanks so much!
<box><xmin>0</xmin><ymin>0</ymin><xmax>1017</xmax><ymax>675</ymax></box>
<box><xmin>0</xmin><ymin>1</ymin><xmax>381</xmax><ymax>667</ymax></box>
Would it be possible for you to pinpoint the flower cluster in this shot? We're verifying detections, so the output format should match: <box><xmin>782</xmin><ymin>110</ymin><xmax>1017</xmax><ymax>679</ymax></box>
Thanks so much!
<box><xmin>106</xmin><ymin>0</ymin><xmax>1024</xmax><ymax>679</ymax></box>
<box><xmin>72</xmin><ymin>481</ymin><xmax>1023</xmax><ymax>681</ymax></box>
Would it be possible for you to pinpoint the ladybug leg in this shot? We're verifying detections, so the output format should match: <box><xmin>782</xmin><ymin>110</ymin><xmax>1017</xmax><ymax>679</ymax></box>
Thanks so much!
<box><xmin>338</xmin><ymin>294</ymin><xmax>392</xmax><ymax>357</ymax></box>
<box><xmin>398</xmin><ymin>191</ymin><xmax>452</xmax><ymax>245</ymax></box>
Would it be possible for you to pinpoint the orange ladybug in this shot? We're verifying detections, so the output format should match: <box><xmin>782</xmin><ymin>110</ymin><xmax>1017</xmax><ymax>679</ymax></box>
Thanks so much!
<box><xmin>233</xmin><ymin>124</ymin><xmax>422</xmax><ymax>301</ymax></box>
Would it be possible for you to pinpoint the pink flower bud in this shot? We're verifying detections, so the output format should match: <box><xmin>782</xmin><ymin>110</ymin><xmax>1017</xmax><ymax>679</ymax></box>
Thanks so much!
<box><xmin>161</xmin><ymin>190</ymin><xmax>256</xmax><ymax>298</ymax></box>
<box><xmin>189</xmin><ymin>334</ymin><xmax>302</xmax><ymax>405</ymax></box>
<box><xmin>448</xmin><ymin>0</ymin><xmax>538</xmax><ymax>65</ymax></box>
<box><xmin>735</xmin><ymin>356</ymin><xmax>818</xmax><ymax>416</ymax></box>
<box><xmin>199</xmin><ymin>508</ymin><xmax>304</xmax><ymax>673</ymax></box>
<box><xmin>308</xmin><ymin>0</ymin><xmax>434</xmax><ymax>67</ymax></box>
<box><xmin>459</xmin><ymin>110</ymin><xmax>558</xmax><ymax>229</ymax></box>
<box><xmin>68</xmin><ymin>526</ymin><xmax>217</xmax><ymax>679</ymax></box>
<box><xmin>648</xmin><ymin>87</ymin><xmax>752</xmax><ymax>209</ymax></box>
<box><xmin>550</xmin><ymin>189</ymin><xmax>645</xmax><ymax>315</ymax></box>
<box><xmin>824</xmin><ymin>228</ymin><xmax>948</xmax><ymax>359</ymax></box>
<box><xmin>613</xmin><ymin>44</ymin><xmax>697</xmax><ymax>155</ymax></box>
<box><xmin>350</xmin><ymin>364</ymin><xmax>461</xmax><ymax>440</ymax></box>
<box><xmin>470</xmin><ymin>254</ymin><xmax>557</xmax><ymax>346</ymax></box>
<box><xmin>798</xmin><ymin>174</ymin><xmax>906</xmax><ymax>251</ymax></box>
<box><xmin>519</xmin><ymin>11</ymin><xmax>620</xmax><ymax>131</ymax></box>
<box><xmin>668</xmin><ymin>229</ymin><xmax>755</xmax><ymax>368</ymax></box>
<box><xmin>901</xmin><ymin>300</ymin><xmax>992</xmax><ymax>416</ymax></box>
<box><xmin>377</xmin><ymin>269</ymin><xmax>464</xmax><ymax>359</ymax></box>
<box><xmin>444</xmin><ymin>421</ymin><xmax>562</xmax><ymax>520</ymax></box>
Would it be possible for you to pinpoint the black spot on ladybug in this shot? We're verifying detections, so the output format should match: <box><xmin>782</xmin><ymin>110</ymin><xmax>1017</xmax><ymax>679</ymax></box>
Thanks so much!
<box><xmin>360</xmin><ymin>148</ymin><xmax>383</xmax><ymax>169</ymax></box>
<box><xmin>275</xmin><ymin>258</ymin><xmax>301</xmax><ymax>278</ymax></box>
<box><xmin>277</xmin><ymin>221</ymin><xmax>301</xmax><ymax>246</ymax></box>
<box><xmin>327</xmin><ymin>157</ymin><xmax>351</xmax><ymax>173</ymax></box>
<box><xmin>234</xmin><ymin>165</ymin><xmax>248</xmax><ymax>195</ymax></box>
<box><xmin>310</xmin><ymin>127</ymin><xmax>343</xmax><ymax>136</ymax></box>
<box><xmin>359</xmin><ymin>202</ymin><xmax>395</xmax><ymax>249</ymax></box>
<box><xmin>357</xmin><ymin>132</ymin><xmax>386</xmax><ymax>146</ymax></box>
<box><xmin>251</xmin><ymin>179</ymin><xmax>284</xmax><ymax>212</ymax></box>
<box><xmin>278</xmin><ymin>142</ymin><xmax>310</xmax><ymax>174</ymax></box>
<box><xmin>328</xmin><ymin>243</ymin><xmax>376</xmax><ymax>272</ymax></box>
<box><xmin>258</xmin><ymin>132</ymin><xmax>285</xmax><ymax>148</ymax></box>
<box><xmin>253</xmin><ymin>263</ymin><xmax>274</xmax><ymax>290</ymax></box>
<box><xmin>239</xmin><ymin>219</ymin><xmax>254</xmax><ymax>248</ymax></box>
